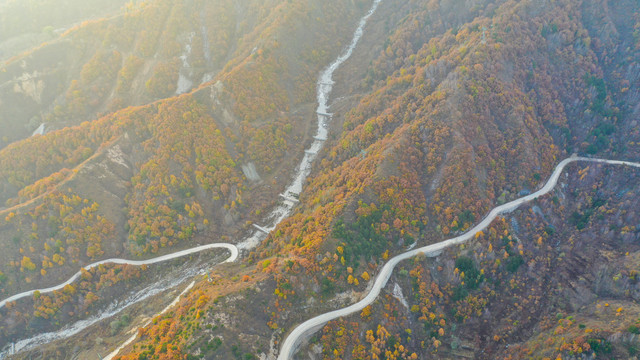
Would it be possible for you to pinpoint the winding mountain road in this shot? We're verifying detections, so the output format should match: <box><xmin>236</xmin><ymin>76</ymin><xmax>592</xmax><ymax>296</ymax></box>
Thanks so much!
<box><xmin>4</xmin><ymin>0</ymin><xmax>639</xmax><ymax>356</ymax></box>
<box><xmin>0</xmin><ymin>243</ymin><xmax>238</xmax><ymax>309</ymax></box>
<box><xmin>2</xmin><ymin>0</ymin><xmax>384</xmax><ymax>354</ymax></box>
<box><xmin>276</xmin><ymin>155</ymin><xmax>640</xmax><ymax>360</ymax></box>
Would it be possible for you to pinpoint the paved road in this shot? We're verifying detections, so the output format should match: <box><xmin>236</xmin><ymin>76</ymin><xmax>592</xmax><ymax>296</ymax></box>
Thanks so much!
<box><xmin>0</xmin><ymin>243</ymin><xmax>238</xmax><ymax>309</ymax></box>
<box><xmin>276</xmin><ymin>156</ymin><xmax>640</xmax><ymax>360</ymax></box>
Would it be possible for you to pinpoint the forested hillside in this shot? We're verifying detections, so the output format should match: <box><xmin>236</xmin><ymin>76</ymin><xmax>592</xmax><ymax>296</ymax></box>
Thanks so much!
<box><xmin>0</xmin><ymin>0</ymin><xmax>373</xmax><ymax>347</ymax></box>
<box><xmin>107</xmin><ymin>0</ymin><xmax>640</xmax><ymax>358</ymax></box>
<box><xmin>1</xmin><ymin>0</ymin><xmax>640</xmax><ymax>359</ymax></box>
<box><xmin>0</xmin><ymin>0</ymin><xmax>370</xmax><ymax>148</ymax></box>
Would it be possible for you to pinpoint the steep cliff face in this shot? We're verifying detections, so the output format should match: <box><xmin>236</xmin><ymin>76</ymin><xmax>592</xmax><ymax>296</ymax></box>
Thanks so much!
<box><xmin>1</xmin><ymin>0</ymin><xmax>639</xmax><ymax>359</ymax></box>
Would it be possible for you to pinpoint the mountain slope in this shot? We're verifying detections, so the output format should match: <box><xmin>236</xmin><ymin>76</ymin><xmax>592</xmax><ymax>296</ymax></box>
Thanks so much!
<box><xmin>1</xmin><ymin>0</ymin><xmax>639</xmax><ymax>359</ymax></box>
<box><xmin>0</xmin><ymin>0</ymin><xmax>374</xmax><ymax>348</ymax></box>
<box><xmin>98</xmin><ymin>0</ymin><xmax>640</xmax><ymax>359</ymax></box>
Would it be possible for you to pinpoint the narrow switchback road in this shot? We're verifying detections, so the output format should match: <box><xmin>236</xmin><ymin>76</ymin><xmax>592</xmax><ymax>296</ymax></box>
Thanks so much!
<box><xmin>276</xmin><ymin>155</ymin><xmax>640</xmax><ymax>360</ymax></box>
